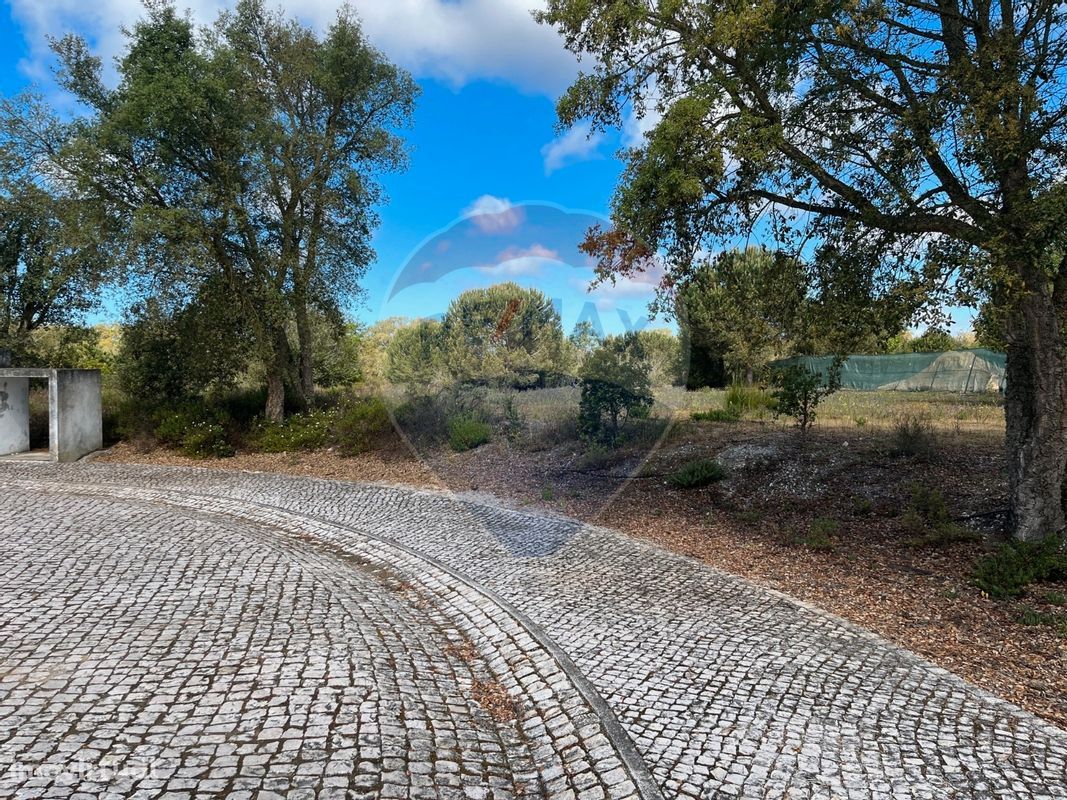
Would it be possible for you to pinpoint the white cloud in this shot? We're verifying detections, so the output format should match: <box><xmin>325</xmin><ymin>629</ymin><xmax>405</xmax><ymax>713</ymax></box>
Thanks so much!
<box><xmin>540</xmin><ymin>121</ymin><xmax>604</xmax><ymax>174</ymax></box>
<box><xmin>10</xmin><ymin>0</ymin><xmax>580</xmax><ymax>96</ymax></box>
<box><xmin>463</xmin><ymin>195</ymin><xmax>524</xmax><ymax>234</ymax></box>
<box><xmin>476</xmin><ymin>244</ymin><xmax>560</xmax><ymax>276</ymax></box>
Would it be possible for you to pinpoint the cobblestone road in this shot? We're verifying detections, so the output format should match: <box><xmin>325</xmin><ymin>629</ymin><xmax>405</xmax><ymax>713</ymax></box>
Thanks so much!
<box><xmin>1</xmin><ymin>463</ymin><xmax>1066</xmax><ymax>800</ymax></box>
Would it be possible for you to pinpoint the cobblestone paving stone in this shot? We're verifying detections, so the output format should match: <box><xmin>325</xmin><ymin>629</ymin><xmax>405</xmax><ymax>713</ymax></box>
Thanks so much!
<box><xmin>3</xmin><ymin>463</ymin><xmax>1067</xmax><ymax>800</ymax></box>
<box><xmin>0</xmin><ymin>479</ymin><xmax>647</xmax><ymax>800</ymax></box>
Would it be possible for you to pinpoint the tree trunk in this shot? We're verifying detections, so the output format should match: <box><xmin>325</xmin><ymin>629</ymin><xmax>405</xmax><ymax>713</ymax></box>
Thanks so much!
<box><xmin>265</xmin><ymin>368</ymin><xmax>286</xmax><ymax>423</ymax></box>
<box><xmin>295</xmin><ymin>299</ymin><xmax>315</xmax><ymax>402</ymax></box>
<box><xmin>1004</xmin><ymin>290</ymin><xmax>1067</xmax><ymax>541</ymax></box>
<box><xmin>264</xmin><ymin>327</ymin><xmax>299</xmax><ymax>422</ymax></box>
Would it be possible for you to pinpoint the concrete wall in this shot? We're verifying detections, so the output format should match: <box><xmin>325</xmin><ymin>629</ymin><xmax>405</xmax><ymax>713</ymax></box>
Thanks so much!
<box><xmin>51</xmin><ymin>370</ymin><xmax>103</xmax><ymax>462</ymax></box>
<box><xmin>0</xmin><ymin>376</ymin><xmax>29</xmax><ymax>456</ymax></box>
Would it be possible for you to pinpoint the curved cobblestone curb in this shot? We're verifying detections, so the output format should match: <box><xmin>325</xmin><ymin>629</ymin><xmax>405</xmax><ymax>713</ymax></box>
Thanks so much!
<box><xmin>4</xmin><ymin>463</ymin><xmax>1067</xmax><ymax>799</ymax></box>
<box><xmin>0</xmin><ymin>477</ymin><xmax>659</xmax><ymax>800</ymax></box>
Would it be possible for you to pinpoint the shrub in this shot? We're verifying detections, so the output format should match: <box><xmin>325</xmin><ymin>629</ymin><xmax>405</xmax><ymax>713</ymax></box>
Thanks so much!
<box><xmin>332</xmin><ymin>397</ymin><xmax>393</xmax><ymax>455</ymax></box>
<box><xmin>667</xmin><ymin>458</ymin><xmax>727</xmax><ymax>489</ymax></box>
<box><xmin>890</xmin><ymin>415</ymin><xmax>936</xmax><ymax>459</ymax></box>
<box><xmin>250</xmin><ymin>411</ymin><xmax>331</xmax><ymax>453</ymax></box>
<box><xmin>972</xmin><ymin>536</ymin><xmax>1067</xmax><ymax>599</ymax></box>
<box><xmin>851</xmin><ymin>495</ymin><xmax>874</xmax><ymax>516</ymax></box>
<box><xmin>797</xmin><ymin>517</ymin><xmax>838</xmax><ymax>550</ymax></box>
<box><xmin>578</xmin><ymin>333</ymin><xmax>654</xmax><ymax>446</ymax></box>
<box><xmin>724</xmin><ymin>383</ymin><xmax>776</xmax><ymax>416</ymax></box>
<box><xmin>771</xmin><ymin>362</ymin><xmax>841</xmax><ymax>433</ymax></box>
<box><xmin>692</xmin><ymin>408</ymin><xmax>741</xmax><ymax>423</ymax></box>
<box><xmin>900</xmin><ymin>483</ymin><xmax>977</xmax><ymax>547</ymax></box>
<box><xmin>447</xmin><ymin>414</ymin><xmax>492</xmax><ymax>452</ymax></box>
<box><xmin>180</xmin><ymin>421</ymin><xmax>235</xmax><ymax>458</ymax></box>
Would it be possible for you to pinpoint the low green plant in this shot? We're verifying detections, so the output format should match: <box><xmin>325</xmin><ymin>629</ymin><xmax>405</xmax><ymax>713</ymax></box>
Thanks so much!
<box><xmin>972</xmin><ymin>536</ymin><xmax>1067</xmax><ymax>599</ymax></box>
<box><xmin>692</xmin><ymin>408</ymin><xmax>741</xmax><ymax>423</ymax></box>
<box><xmin>667</xmin><ymin>458</ymin><xmax>727</xmax><ymax>489</ymax></box>
<box><xmin>900</xmin><ymin>483</ymin><xmax>977</xmax><ymax>547</ymax></box>
<box><xmin>540</xmin><ymin>484</ymin><xmax>555</xmax><ymax>501</ymax></box>
<box><xmin>1045</xmin><ymin>590</ymin><xmax>1067</xmax><ymax>606</ymax></box>
<box><xmin>853</xmin><ymin>416</ymin><xmax>868</xmax><ymax>427</ymax></box>
<box><xmin>332</xmin><ymin>397</ymin><xmax>393</xmax><ymax>455</ymax></box>
<box><xmin>251</xmin><ymin>411</ymin><xmax>331</xmax><ymax>453</ymax></box>
<box><xmin>850</xmin><ymin>495</ymin><xmax>874</xmax><ymax>516</ymax></box>
<box><xmin>797</xmin><ymin>517</ymin><xmax>838</xmax><ymax>550</ymax></box>
<box><xmin>181</xmin><ymin>420</ymin><xmax>235</xmax><ymax>458</ymax></box>
<box><xmin>447</xmin><ymin>414</ymin><xmax>492</xmax><ymax>452</ymax></box>
<box><xmin>890</xmin><ymin>415</ymin><xmax>937</xmax><ymax>459</ymax></box>
<box><xmin>723</xmin><ymin>383</ymin><xmax>776</xmax><ymax>416</ymax></box>
<box><xmin>736</xmin><ymin>509</ymin><xmax>763</xmax><ymax>524</ymax></box>
<box><xmin>1017</xmin><ymin>607</ymin><xmax>1067</xmax><ymax>637</ymax></box>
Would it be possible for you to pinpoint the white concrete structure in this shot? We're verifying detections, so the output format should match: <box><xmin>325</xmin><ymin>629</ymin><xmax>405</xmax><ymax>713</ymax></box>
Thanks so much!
<box><xmin>0</xmin><ymin>369</ymin><xmax>102</xmax><ymax>462</ymax></box>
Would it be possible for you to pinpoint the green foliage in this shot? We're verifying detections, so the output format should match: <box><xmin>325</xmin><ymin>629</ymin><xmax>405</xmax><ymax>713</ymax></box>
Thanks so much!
<box><xmin>886</xmin><ymin>328</ymin><xmax>969</xmax><ymax>354</ymax></box>
<box><xmin>692</xmin><ymin>408</ymin><xmax>740</xmax><ymax>423</ymax></box>
<box><xmin>387</xmin><ymin>318</ymin><xmax>444</xmax><ymax>388</ymax></box>
<box><xmin>447</xmin><ymin>414</ymin><xmax>492</xmax><ymax>452</ymax></box>
<box><xmin>179</xmin><ymin>420</ymin><xmax>235</xmax><ymax>459</ymax></box>
<box><xmin>676</xmin><ymin>248</ymin><xmax>811</xmax><ymax>382</ymax></box>
<box><xmin>0</xmin><ymin>94</ymin><xmax>111</xmax><ymax>360</ymax></box>
<box><xmin>972</xmin><ymin>537</ymin><xmax>1067</xmax><ymax>599</ymax></box>
<box><xmin>900</xmin><ymin>484</ymin><xmax>977</xmax><ymax>547</ymax></box>
<box><xmin>251</xmin><ymin>412</ymin><xmax>332</xmax><ymax>453</ymax></box>
<box><xmin>634</xmin><ymin>328</ymin><xmax>684</xmax><ymax>386</ymax></box>
<box><xmin>577</xmin><ymin>332</ymin><xmax>654</xmax><ymax>446</ymax></box>
<box><xmin>332</xmin><ymin>397</ymin><xmax>393</xmax><ymax>456</ymax></box>
<box><xmin>724</xmin><ymin>383</ymin><xmax>776</xmax><ymax>416</ymax></box>
<box><xmin>771</xmin><ymin>363</ymin><xmax>841</xmax><ymax>432</ymax></box>
<box><xmin>667</xmin><ymin>458</ymin><xmax>727</xmax><ymax>489</ymax></box>
<box><xmin>798</xmin><ymin>518</ymin><xmax>839</xmax><ymax>550</ymax></box>
<box><xmin>539</xmin><ymin>0</ymin><xmax>1067</xmax><ymax>540</ymax></box>
<box><xmin>1016</xmin><ymin>607</ymin><xmax>1067</xmax><ymax>637</ymax></box>
<box><xmin>151</xmin><ymin>401</ymin><xmax>236</xmax><ymax>458</ymax></box>
<box><xmin>53</xmin><ymin>0</ymin><xmax>416</xmax><ymax>418</ymax></box>
<box><xmin>116</xmin><ymin>290</ymin><xmax>253</xmax><ymax>407</ymax></box>
<box><xmin>441</xmin><ymin>283</ymin><xmax>568</xmax><ymax>389</ymax></box>
<box><xmin>890</xmin><ymin>415</ymin><xmax>937</xmax><ymax>459</ymax></box>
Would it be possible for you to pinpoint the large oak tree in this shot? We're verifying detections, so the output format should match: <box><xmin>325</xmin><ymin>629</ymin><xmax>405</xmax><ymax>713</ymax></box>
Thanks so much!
<box><xmin>539</xmin><ymin>0</ymin><xmax>1067</xmax><ymax>540</ymax></box>
<box><xmin>52</xmin><ymin>0</ymin><xmax>415</xmax><ymax>420</ymax></box>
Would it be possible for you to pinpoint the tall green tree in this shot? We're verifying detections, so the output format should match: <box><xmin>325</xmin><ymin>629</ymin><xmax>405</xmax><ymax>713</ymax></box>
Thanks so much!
<box><xmin>677</xmin><ymin>247</ymin><xmax>809</xmax><ymax>383</ymax></box>
<box><xmin>0</xmin><ymin>96</ymin><xmax>109</xmax><ymax>361</ymax></box>
<box><xmin>52</xmin><ymin>0</ymin><xmax>415</xmax><ymax>420</ymax></box>
<box><xmin>442</xmin><ymin>283</ymin><xmax>568</xmax><ymax>388</ymax></box>
<box><xmin>540</xmin><ymin>0</ymin><xmax>1067</xmax><ymax>540</ymax></box>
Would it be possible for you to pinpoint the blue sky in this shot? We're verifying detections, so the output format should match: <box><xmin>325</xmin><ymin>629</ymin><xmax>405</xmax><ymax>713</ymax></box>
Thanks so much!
<box><xmin>0</xmin><ymin>0</ymin><xmax>973</xmax><ymax>336</ymax></box>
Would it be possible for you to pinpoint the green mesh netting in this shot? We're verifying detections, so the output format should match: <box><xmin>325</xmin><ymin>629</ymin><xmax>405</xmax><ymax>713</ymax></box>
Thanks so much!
<box><xmin>771</xmin><ymin>349</ymin><xmax>1006</xmax><ymax>392</ymax></box>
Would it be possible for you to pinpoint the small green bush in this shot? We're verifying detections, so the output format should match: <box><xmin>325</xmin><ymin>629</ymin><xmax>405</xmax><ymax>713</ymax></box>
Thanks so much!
<box><xmin>972</xmin><ymin>536</ymin><xmax>1067</xmax><ymax>599</ymax></box>
<box><xmin>890</xmin><ymin>415</ymin><xmax>936</xmax><ymax>459</ymax></box>
<box><xmin>332</xmin><ymin>397</ymin><xmax>393</xmax><ymax>455</ymax></box>
<box><xmin>180</xmin><ymin>420</ymin><xmax>235</xmax><ymax>458</ymax></box>
<box><xmin>900</xmin><ymin>483</ymin><xmax>977</xmax><ymax>547</ymax></box>
<box><xmin>851</xmin><ymin>495</ymin><xmax>874</xmax><ymax>516</ymax></box>
<box><xmin>692</xmin><ymin>408</ymin><xmax>741</xmax><ymax>423</ymax></box>
<box><xmin>797</xmin><ymin>517</ymin><xmax>838</xmax><ymax>550</ymax></box>
<box><xmin>447</xmin><ymin>414</ymin><xmax>492</xmax><ymax>452</ymax></box>
<box><xmin>667</xmin><ymin>458</ymin><xmax>727</xmax><ymax>489</ymax></box>
<box><xmin>250</xmin><ymin>411</ymin><xmax>331</xmax><ymax>453</ymax></box>
<box><xmin>771</xmin><ymin>363</ymin><xmax>840</xmax><ymax>432</ymax></box>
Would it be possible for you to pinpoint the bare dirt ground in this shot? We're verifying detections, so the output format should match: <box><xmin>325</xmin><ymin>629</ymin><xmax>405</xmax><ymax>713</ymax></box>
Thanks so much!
<box><xmin>100</xmin><ymin>417</ymin><xmax>1067</xmax><ymax>729</ymax></box>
